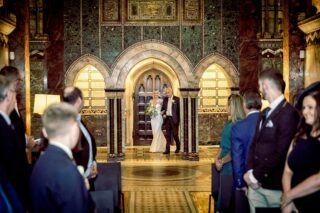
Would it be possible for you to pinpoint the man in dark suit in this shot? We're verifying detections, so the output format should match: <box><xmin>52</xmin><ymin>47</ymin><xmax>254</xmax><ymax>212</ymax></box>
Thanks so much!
<box><xmin>30</xmin><ymin>103</ymin><xmax>95</xmax><ymax>213</ymax></box>
<box><xmin>161</xmin><ymin>87</ymin><xmax>180</xmax><ymax>154</ymax></box>
<box><xmin>231</xmin><ymin>91</ymin><xmax>262</xmax><ymax>213</ymax></box>
<box><xmin>63</xmin><ymin>86</ymin><xmax>98</xmax><ymax>190</ymax></box>
<box><xmin>0</xmin><ymin>66</ymin><xmax>34</xmax><ymax>209</ymax></box>
<box><xmin>244</xmin><ymin>70</ymin><xmax>300</xmax><ymax>212</ymax></box>
<box><xmin>0</xmin><ymin>75</ymin><xmax>28</xmax><ymax>212</ymax></box>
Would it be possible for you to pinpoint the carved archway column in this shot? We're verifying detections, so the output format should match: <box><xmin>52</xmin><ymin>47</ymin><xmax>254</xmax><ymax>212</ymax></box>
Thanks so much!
<box><xmin>180</xmin><ymin>88</ymin><xmax>200</xmax><ymax>161</ymax></box>
<box><xmin>298</xmin><ymin>13</ymin><xmax>320</xmax><ymax>86</ymax></box>
<box><xmin>105</xmin><ymin>88</ymin><xmax>125</xmax><ymax>160</ymax></box>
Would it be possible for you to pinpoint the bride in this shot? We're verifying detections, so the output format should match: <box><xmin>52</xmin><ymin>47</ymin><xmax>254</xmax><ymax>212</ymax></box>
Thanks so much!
<box><xmin>149</xmin><ymin>90</ymin><xmax>166</xmax><ymax>153</ymax></box>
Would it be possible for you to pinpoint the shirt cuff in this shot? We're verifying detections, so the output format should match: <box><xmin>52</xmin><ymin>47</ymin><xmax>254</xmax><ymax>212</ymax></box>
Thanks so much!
<box><xmin>248</xmin><ymin>169</ymin><xmax>258</xmax><ymax>184</ymax></box>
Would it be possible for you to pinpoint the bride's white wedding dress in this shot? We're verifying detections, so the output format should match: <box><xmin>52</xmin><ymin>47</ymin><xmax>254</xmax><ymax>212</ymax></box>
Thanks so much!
<box><xmin>149</xmin><ymin>99</ymin><xmax>166</xmax><ymax>153</ymax></box>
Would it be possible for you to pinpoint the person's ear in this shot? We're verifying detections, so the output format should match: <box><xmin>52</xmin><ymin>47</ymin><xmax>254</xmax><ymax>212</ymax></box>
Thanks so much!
<box><xmin>42</xmin><ymin>127</ymin><xmax>48</xmax><ymax>139</ymax></box>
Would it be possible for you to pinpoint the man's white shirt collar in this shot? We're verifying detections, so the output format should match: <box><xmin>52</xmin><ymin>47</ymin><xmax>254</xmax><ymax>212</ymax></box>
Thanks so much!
<box><xmin>268</xmin><ymin>95</ymin><xmax>285</xmax><ymax>116</ymax></box>
<box><xmin>0</xmin><ymin>111</ymin><xmax>11</xmax><ymax>125</ymax></box>
<box><xmin>50</xmin><ymin>141</ymin><xmax>73</xmax><ymax>160</ymax></box>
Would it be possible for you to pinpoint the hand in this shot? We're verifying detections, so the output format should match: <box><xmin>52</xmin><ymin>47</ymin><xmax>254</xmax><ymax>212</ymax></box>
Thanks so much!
<box><xmin>243</xmin><ymin>171</ymin><xmax>251</xmax><ymax>185</ymax></box>
<box><xmin>243</xmin><ymin>171</ymin><xmax>260</xmax><ymax>190</ymax></box>
<box><xmin>84</xmin><ymin>178</ymin><xmax>90</xmax><ymax>190</ymax></box>
<box><xmin>26</xmin><ymin>136</ymin><xmax>36</xmax><ymax>149</ymax></box>
<box><xmin>215</xmin><ymin>159</ymin><xmax>223</xmax><ymax>171</ymax></box>
<box><xmin>282</xmin><ymin>202</ymin><xmax>298</xmax><ymax>213</ymax></box>
<box><xmin>281</xmin><ymin>192</ymin><xmax>296</xmax><ymax>210</ymax></box>
<box><xmin>89</xmin><ymin>164</ymin><xmax>98</xmax><ymax>179</ymax></box>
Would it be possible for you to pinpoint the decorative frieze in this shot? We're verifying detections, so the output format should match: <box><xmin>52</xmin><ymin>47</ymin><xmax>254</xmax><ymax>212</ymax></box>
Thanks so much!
<box><xmin>100</xmin><ymin>0</ymin><xmax>202</xmax><ymax>26</ymax></box>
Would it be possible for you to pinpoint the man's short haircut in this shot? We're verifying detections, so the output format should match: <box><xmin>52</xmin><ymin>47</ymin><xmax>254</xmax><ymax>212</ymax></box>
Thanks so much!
<box><xmin>259</xmin><ymin>69</ymin><xmax>285</xmax><ymax>93</ymax></box>
<box><xmin>0</xmin><ymin>66</ymin><xmax>20</xmax><ymax>83</ymax></box>
<box><xmin>63</xmin><ymin>87</ymin><xmax>83</xmax><ymax>104</ymax></box>
<box><xmin>0</xmin><ymin>75</ymin><xmax>11</xmax><ymax>102</ymax></box>
<box><xmin>243</xmin><ymin>90</ymin><xmax>262</xmax><ymax>110</ymax></box>
<box><xmin>42</xmin><ymin>103</ymin><xmax>78</xmax><ymax>138</ymax></box>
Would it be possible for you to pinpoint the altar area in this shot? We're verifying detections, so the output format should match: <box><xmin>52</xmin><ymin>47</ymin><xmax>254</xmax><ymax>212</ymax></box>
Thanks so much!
<box><xmin>96</xmin><ymin>146</ymin><xmax>219</xmax><ymax>213</ymax></box>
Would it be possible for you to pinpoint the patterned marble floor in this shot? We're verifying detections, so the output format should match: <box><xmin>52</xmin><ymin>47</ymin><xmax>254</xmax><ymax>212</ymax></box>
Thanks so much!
<box><xmin>97</xmin><ymin>146</ymin><xmax>219</xmax><ymax>213</ymax></box>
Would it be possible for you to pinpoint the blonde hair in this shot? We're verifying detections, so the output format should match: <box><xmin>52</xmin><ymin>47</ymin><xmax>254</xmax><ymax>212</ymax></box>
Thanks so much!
<box><xmin>42</xmin><ymin>103</ymin><xmax>78</xmax><ymax>138</ymax></box>
<box><xmin>228</xmin><ymin>94</ymin><xmax>245</xmax><ymax>123</ymax></box>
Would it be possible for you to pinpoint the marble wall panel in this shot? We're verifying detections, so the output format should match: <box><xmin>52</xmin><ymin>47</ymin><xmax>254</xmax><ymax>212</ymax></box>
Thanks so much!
<box><xmin>203</xmin><ymin>0</ymin><xmax>222</xmax><ymax>55</ymax></box>
<box><xmin>239</xmin><ymin>0</ymin><xmax>260</xmax><ymax>92</ymax></box>
<box><xmin>288</xmin><ymin>2</ymin><xmax>306</xmax><ymax>103</ymax></box>
<box><xmin>46</xmin><ymin>0</ymin><xmax>64</xmax><ymax>92</ymax></box>
<box><xmin>143</xmin><ymin>26</ymin><xmax>161</xmax><ymax>40</ymax></box>
<box><xmin>162</xmin><ymin>26</ymin><xmax>180</xmax><ymax>48</ymax></box>
<box><xmin>124</xmin><ymin>26</ymin><xmax>142</xmax><ymax>49</ymax></box>
<box><xmin>198</xmin><ymin>113</ymin><xmax>228</xmax><ymax>145</ymax></box>
<box><xmin>181</xmin><ymin>26</ymin><xmax>202</xmax><ymax>66</ymax></box>
<box><xmin>101</xmin><ymin>26</ymin><xmax>122</xmax><ymax>67</ymax></box>
<box><xmin>8</xmin><ymin>0</ymin><xmax>28</xmax><ymax>118</ymax></box>
<box><xmin>222</xmin><ymin>10</ymin><xmax>240</xmax><ymax>68</ymax></box>
<box><xmin>82</xmin><ymin>0</ymin><xmax>99</xmax><ymax>56</ymax></box>
<box><xmin>30</xmin><ymin>58</ymin><xmax>45</xmax><ymax>138</ymax></box>
<box><xmin>82</xmin><ymin>114</ymin><xmax>108</xmax><ymax>146</ymax></box>
<box><xmin>64</xmin><ymin>0</ymin><xmax>81</xmax><ymax>71</ymax></box>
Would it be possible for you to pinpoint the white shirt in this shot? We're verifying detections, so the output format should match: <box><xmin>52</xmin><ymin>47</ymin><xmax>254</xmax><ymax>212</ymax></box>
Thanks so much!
<box><xmin>0</xmin><ymin>111</ymin><xmax>11</xmax><ymax>125</ymax></box>
<box><xmin>167</xmin><ymin>96</ymin><xmax>173</xmax><ymax>116</ymax></box>
<box><xmin>267</xmin><ymin>95</ymin><xmax>285</xmax><ymax>118</ymax></box>
<box><xmin>77</xmin><ymin>114</ymin><xmax>95</xmax><ymax>177</ymax></box>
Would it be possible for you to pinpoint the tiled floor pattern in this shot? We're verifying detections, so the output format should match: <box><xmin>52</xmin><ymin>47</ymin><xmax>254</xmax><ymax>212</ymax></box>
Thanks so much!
<box><xmin>97</xmin><ymin>146</ymin><xmax>219</xmax><ymax>213</ymax></box>
<box><xmin>129</xmin><ymin>191</ymin><xmax>196</xmax><ymax>213</ymax></box>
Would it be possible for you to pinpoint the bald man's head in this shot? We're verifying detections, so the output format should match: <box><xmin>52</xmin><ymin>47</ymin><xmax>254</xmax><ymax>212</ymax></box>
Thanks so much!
<box><xmin>63</xmin><ymin>86</ymin><xmax>83</xmax><ymax>105</ymax></box>
<box><xmin>166</xmin><ymin>87</ymin><xmax>173</xmax><ymax>97</ymax></box>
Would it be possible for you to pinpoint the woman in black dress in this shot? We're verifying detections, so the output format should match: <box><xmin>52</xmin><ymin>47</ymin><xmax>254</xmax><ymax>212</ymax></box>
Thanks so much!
<box><xmin>282</xmin><ymin>90</ymin><xmax>320</xmax><ymax>213</ymax></box>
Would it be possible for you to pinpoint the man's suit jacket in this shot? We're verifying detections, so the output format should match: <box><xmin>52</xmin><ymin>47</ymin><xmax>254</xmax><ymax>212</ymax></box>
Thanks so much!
<box><xmin>231</xmin><ymin>111</ymin><xmax>260</xmax><ymax>188</ymax></box>
<box><xmin>30</xmin><ymin>144</ymin><xmax>95</xmax><ymax>213</ymax></box>
<box><xmin>161</xmin><ymin>96</ymin><xmax>180</xmax><ymax>125</ymax></box>
<box><xmin>9</xmin><ymin>110</ymin><xmax>30</xmax><ymax>208</ymax></box>
<box><xmin>0</xmin><ymin>115</ymin><xmax>28</xmax><ymax>208</ymax></box>
<box><xmin>0</xmin><ymin>115</ymin><xmax>20</xmax><ymax>185</ymax></box>
<box><xmin>247</xmin><ymin>99</ymin><xmax>300</xmax><ymax>190</ymax></box>
<box><xmin>10</xmin><ymin>110</ymin><xmax>27</xmax><ymax>156</ymax></box>
<box><xmin>73</xmin><ymin>120</ymin><xmax>97</xmax><ymax>172</ymax></box>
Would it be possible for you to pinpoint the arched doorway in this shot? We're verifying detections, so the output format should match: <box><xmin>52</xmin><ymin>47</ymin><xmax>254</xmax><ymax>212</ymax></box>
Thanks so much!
<box><xmin>133</xmin><ymin>69</ymin><xmax>172</xmax><ymax>145</ymax></box>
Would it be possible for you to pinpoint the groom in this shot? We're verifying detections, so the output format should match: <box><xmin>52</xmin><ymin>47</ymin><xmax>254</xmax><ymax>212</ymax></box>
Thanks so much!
<box><xmin>161</xmin><ymin>87</ymin><xmax>180</xmax><ymax>154</ymax></box>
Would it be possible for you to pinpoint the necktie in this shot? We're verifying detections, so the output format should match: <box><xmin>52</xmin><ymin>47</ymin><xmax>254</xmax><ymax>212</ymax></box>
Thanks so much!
<box><xmin>261</xmin><ymin>107</ymin><xmax>271</xmax><ymax>124</ymax></box>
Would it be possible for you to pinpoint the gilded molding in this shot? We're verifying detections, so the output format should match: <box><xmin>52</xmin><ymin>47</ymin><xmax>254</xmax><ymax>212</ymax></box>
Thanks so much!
<box><xmin>81</xmin><ymin>108</ymin><xmax>108</xmax><ymax>115</ymax></box>
<box><xmin>198</xmin><ymin>107</ymin><xmax>227</xmax><ymax>113</ymax></box>
<box><xmin>306</xmin><ymin>30</ymin><xmax>320</xmax><ymax>45</ymax></box>
<box><xmin>100</xmin><ymin>0</ymin><xmax>202</xmax><ymax>26</ymax></box>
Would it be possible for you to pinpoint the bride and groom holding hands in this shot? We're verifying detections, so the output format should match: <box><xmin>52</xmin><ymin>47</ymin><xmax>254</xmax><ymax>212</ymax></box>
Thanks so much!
<box><xmin>148</xmin><ymin>87</ymin><xmax>180</xmax><ymax>154</ymax></box>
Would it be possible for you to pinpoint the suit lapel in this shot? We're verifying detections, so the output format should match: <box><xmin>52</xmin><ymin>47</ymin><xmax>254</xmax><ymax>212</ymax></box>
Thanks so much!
<box><xmin>255</xmin><ymin>99</ymin><xmax>287</xmax><ymax>137</ymax></box>
<box><xmin>264</xmin><ymin>99</ymin><xmax>286</xmax><ymax>125</ymax></box>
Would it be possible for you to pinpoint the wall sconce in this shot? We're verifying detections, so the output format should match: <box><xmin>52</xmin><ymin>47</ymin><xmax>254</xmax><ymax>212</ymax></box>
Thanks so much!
<box><xmin>9</xmin><ymin>51</ymin><xmax>15</xmax><ymax>60</ymax></box>
<box><xmin>299</xmin><ymin>50</ymin><xmax>305</xmax><ymax>59</ymax></box>
<box><xmin>33</xmin><ymin>94</ymin><xmax>61</xmax><ymax>115</ymax></box>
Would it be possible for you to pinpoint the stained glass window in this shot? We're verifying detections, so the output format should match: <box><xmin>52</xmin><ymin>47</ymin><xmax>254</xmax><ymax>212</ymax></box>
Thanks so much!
<box><xmin>73</xmin><ymin>65</ymin><xmax>106</xmax><ymax>109</ymax></box>
<box><xmin>198</xmin><ymin>64</ymin><xmax>231</xmax><ymax>112</ymax></box>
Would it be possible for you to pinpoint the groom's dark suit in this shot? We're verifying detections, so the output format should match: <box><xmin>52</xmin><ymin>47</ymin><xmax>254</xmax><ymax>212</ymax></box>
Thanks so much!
<box><xmin>161</xmin><ymin>95</ymin><xmax>180</xmax><ymax>153</ymax></box>
<box><xmin>247</xmin><ymin>99</ymin><xmax>299</xmax><ymax>190</ymax></box>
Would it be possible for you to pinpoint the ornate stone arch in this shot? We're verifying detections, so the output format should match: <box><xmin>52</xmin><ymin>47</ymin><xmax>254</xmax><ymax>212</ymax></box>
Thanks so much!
<box><xmin>109</xmin><ymin>40</ymin><xmax>194</xmax><ymax>89</ymax></box>
<box><xmin>65</xmin><ymin>54</ymin><xmax>111</xmax><ymax>85</ymax></box>
<box><xmin>193</xmin><ymin>52</ymin><xmax>239</xmax><ymax>87</ymax></box>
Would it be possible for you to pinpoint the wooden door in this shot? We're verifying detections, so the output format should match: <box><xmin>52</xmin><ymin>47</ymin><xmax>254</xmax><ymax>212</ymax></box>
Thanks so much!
<box><xmin>133</xmin><ymin>69</ymin><xmax>171</xmax><ymax>145</ymax></box>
